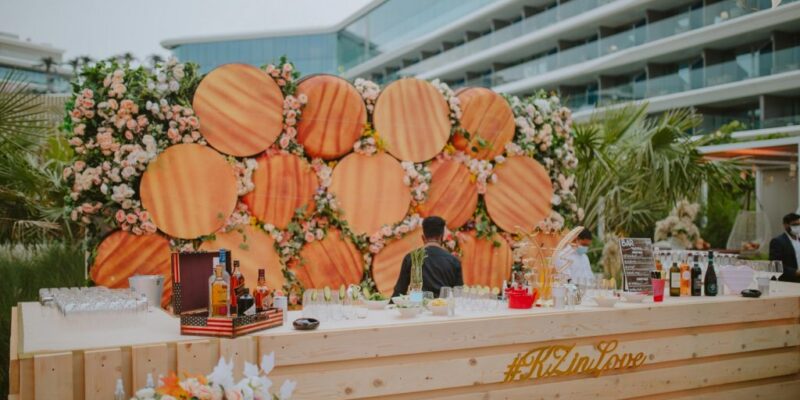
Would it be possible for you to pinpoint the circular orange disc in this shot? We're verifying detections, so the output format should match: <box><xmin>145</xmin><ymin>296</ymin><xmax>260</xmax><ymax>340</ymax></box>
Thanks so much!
<box><xmin>296</xmin><ymin>75</ymin><xmax>366</xmax><ymax>160</ymax></box>
<box><xmin>199</xmin><ymin>224</ymin><xmax>285</xmax><ymax>291</ymax></box>
<box><xmin>456</xmin><ymin>87</ymin><xmax>515</xmax><ymax>160</ymax></box>
<box><xmin>373</xmin><ymin>78</ymin><xmax>451</xmax><ymax>162</ymax></box>
<box><xmin>328</xmin><ymin>152</ymin><xmax>411</xmax><ymax>236</ymax></box>
<box><xmin>419</xmin><ymin>159</ymin><xmax>478</xmax><ymax>229</ymax></box>
<box><xmin>290</xmin><ymin>228</ymin><xmax>364</xmax><ymax>289</ymax></box>
<box><xmin>140</xmin><ymin>143</ymin><xmax>238</xmax><ymax>239</ymax></box>
<box><xmin>457</xmin><ymin>230</ymin><xmax>512</xmax><ymax>289</ymax></box>
<box><xmin>242</xmin><ymin>153</ymin><xmax>318</xmax><ymax>230</ymax></box>
<box><xmin>90</xmin><ymin>230</ymin><xmax>172</xmax><ymax>307</ymax></box>
<box><xmin>193</xmin><ymin>63</ymin><xmax>284</xmax><ymax>157</ymax></box>
<box><xmin>371</xmin><ymin>228</ymin><xmax>424</xmax><ymax>296</ymax></box>
<box><xmin>484</xmin><ymin>156</ymin><xmax>553</xmax><ymax>233</ymax></box>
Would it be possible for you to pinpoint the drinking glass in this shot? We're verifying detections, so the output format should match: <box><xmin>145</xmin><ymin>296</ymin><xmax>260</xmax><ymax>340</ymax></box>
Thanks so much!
<box><xmin>440</xmin><ymin>287</ymin><xmax>455</xmax><ymax>316</ymax></box>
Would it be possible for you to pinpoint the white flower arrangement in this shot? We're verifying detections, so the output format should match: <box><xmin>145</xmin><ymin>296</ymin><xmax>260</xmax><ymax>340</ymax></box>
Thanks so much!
<box><xmin>353</xmin><ymin>78</ymin><xmax>380</xmax><ymax>114</ymax></box>
<box><xmin>130</xmin><ymin>353</ymin><xmax>296</xmax><ymax>400</ymax></box>
<box><xmin>654</xmin><ymin>200</ymin><xmax>704</xmax><ymax>249</ymax></box>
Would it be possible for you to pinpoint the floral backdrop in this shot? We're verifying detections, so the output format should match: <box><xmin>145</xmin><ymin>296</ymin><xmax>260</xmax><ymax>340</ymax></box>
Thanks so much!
<box><xmin>63</xmin><ymin>56</ymin><xmax>581</xmax><ymax>296</ymax></box>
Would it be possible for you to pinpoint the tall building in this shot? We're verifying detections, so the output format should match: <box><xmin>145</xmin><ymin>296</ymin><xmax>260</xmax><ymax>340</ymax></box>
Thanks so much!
<box><xmin>164</xmin><ymin>0</ymin><xmax>800</xmax><ymax>237</ymax></box>
<box><xmin>0</xmin><ymin>32</ymin><xmax>71</xmax><ymax>93</ymax></box>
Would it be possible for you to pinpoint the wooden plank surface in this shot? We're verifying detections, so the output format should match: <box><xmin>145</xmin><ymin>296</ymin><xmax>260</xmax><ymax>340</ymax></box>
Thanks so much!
<box><xmin>628</xmin><ymin>374</ymin><xmax>800</xmax><ymax>399</ymax></box>
<box><xmin>398</xmin><ymin>350</ymin><xmax>799</xmax><ymax>400</ymax></box>
<box><xmin>132</xmin><ymin>344</ymin><xmax>168</xmax><ymax>390</ymax></box>
<box><xmin>33</xmin><ymin>352</ymin><xmax>73</xmax><ymax>400</ymax></box>
<box><xmin>18</xmin><ymin>358</ymin><xmax>32</xmax><ymax>400</ymax></box>
<box><xmin>269</xmin><ymin>324</ymin><xmax>799</xmax><ymax>399</ymax></box>
<box><xmin>83</xmin><ymin>348</ymin><xmax>122</xmax><ymax>399</ymax></box>
<box><xmin>261</xmin><ymin>297</ymin><xmax>800</xmax><ymax>366</ymax></box>
<box><xmin>219</xmin><ymin>336</ymin><xmax>257</xmax><ymax>380</ymax></box>
<box><xmin>176</xmin><ymin>339</ymin><xmax>216</xmax><ymax>376</ymax></box>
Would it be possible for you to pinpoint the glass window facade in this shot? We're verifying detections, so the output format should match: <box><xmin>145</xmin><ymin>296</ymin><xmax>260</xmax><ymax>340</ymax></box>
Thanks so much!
<box><xmin>0</xmin><ymin>65</ymin><xmax>70</xmax><ymax>92</ymax></box>
<box><xmin>169</xmin><ymin>0</ymin><xmax>494</xmax><ymax>74</ymax></box>
<box><xmin>172</xmin><ymin>34</ymin><xmax>338</xmax><ymax>74</ymax></box>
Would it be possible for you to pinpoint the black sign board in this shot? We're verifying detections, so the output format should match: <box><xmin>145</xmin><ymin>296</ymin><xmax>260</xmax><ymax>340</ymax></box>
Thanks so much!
<box><xmin>618</xmin><ymin>238</ymin><xmax>655</xmax><ymax>293</ymax></box>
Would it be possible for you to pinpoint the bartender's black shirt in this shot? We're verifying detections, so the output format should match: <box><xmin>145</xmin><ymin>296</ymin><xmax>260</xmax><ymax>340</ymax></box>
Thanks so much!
<box><xmin>391</xmin><ymin>245</ymin><xmax>464</xmax><ymax>298</ymax></box>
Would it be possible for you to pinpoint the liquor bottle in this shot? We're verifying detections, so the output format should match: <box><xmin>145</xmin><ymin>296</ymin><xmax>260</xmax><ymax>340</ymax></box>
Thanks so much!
<box><xmin>237</xmin><ymin>289</ymin><xmax>255</xmax><ymax>316</ymax></box>
<box><xmin>230</xmin><ymin>260</ymin><xmax>244</xmax><ymax>314</ymax></box>
<box><xmin>679</xmin><ymin>256</ymin><xmax>690</xmax><ymax>296</ymax></box>
<box><xmin>705</xmin><ymin>251</ymin><xmax>718</xmax><ymax>296</ymax></box>
<box><xmin>218</xmin><ymin>249</ymin><xmax>231</xmax><ymax>286</ymax></box>
<box><xmin>691</xmin><ymin>255</ymin><xmax>702</xmax><ymax>296</ymax></box>
<box><xmin>209</xmin><ymin>264</ymin><xmax>230</xmax><ymax>317</ymax></box>
<box><xmin>669</xmin><ymin>262</ymin><xmax>681</xmax><ymax>297</ymax></box>
<box><xmin>253</xmin><ymin>268</ymin><xmax>271</xmax><ymax>312</ymax></box>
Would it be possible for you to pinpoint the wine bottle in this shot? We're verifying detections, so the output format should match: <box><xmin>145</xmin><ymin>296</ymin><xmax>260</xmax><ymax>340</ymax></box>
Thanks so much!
<box><xmin>691</xmin><ymin>255</ymin><xmax>702</xmax><ymax>296</ymax></box>
<box><xmin>669</xmin><ymin>262</ymin><xmax>681</xmax><ymax>297</ymax></box>
<box><xmin>679</xmin><ymin>257</ymin><xmax>690</xmax><ymax>296</ymax></box>
<box><xmin>705</xmin><ymin>251</ymin><xmax>718</xmax><ymax>296</ymax></box>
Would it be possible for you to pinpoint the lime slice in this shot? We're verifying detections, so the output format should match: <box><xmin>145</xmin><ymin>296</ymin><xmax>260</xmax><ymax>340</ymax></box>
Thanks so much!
<box><xmin>310</xmin><ymin>289</ymin><xmax>318</xmax><ymax>302</ymax></box>
<box><xmin>363</xmin><ymin>286</ymin><xmax>372</xmax><ymax>298</ymax></box>
<box><xmin>339</xmin><ymin>284</ymin><xmax>346</xmax><ymax>300</ymax></box>
<box><xmin>492</xmin><ymin>287</ymin><xmax>500</xmax><ymax>296</ymax></box>
<box><xmin>323</xmin><ymin>286</ymin><xmax>331</xmax><ymax>302</ymax></box>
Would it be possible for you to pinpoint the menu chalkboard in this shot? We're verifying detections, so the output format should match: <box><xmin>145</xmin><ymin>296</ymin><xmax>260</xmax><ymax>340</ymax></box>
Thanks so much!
<box><xmin>618</xmin><ymin>238</ymin><xmax>655</xmax><ymax>293</ymax></box>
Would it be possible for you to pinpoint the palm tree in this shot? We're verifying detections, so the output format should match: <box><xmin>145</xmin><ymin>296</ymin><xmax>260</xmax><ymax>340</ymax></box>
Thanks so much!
<box><xmin>66</xmin><ymin>57</ymin><xmax>80</xmax><ymax>75</ymax></box>
<box><xmin>36</xmin><ymin>56</ymin><xmax>57</xmax><ymax>92</ymax></box>
<box><xmin>572</xmin><ymin>103</ymin><xmax>742</xmax><ymax>237</ymax></box>
<box><xmin>79</xmin><ymin>55</ymin><xmax>93</xmax><ymax>67</ymax></box>
<box><xmin>116</xmin><ymin>52</ymin><xmax>136</xmax><ymax>65</ymax></box>
<box><xmin>0</xmin><ymin>71</ymin><xmax>73</xmax><ymax>244</ymax></box>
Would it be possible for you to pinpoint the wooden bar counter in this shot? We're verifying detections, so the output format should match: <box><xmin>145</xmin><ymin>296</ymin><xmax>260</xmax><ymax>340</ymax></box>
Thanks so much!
<box><xmin>8</xmin><ymin>283</ymin><xmax>800</xmax><ymax>399</ymax></box>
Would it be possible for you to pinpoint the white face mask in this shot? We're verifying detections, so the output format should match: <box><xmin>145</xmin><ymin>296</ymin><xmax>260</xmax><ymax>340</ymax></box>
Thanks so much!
<box><xmin>791</xmin><ymin>225</ymin><xmax>800</xmax><ymax>236</ymax></box>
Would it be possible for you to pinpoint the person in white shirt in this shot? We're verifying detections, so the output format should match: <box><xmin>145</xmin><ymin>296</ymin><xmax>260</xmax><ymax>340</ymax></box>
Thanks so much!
<box><xmin>556</xmin><ymin>228</ymin><xmax>594</xmax><ymax>282</ymax></box>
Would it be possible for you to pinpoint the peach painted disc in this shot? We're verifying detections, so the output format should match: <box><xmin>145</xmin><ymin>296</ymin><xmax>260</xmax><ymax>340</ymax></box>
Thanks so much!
<box><xmin>457</xmin><ymin>230</ymin><xmax>512</xmax><ymax>289</ymax></box>
<box><xmin>419</xmin><ymin>159</ymin><xmax>477</xmax><ymax>229</ymax></box>
<box><xmin>193</xmin><ymin>63</ymin><xmax>284</xmax><ymax>157</ymax></box>
<box><xmin>90</xmin><ymin>231</ymin><xmax>172</xmax><ymax>307</ymax></box>
<box><xmin>242</xmin><ymin>153</ymin><xmax>318</xmax><ymax>230</ymax></box>
<box><xmin>291</xmin><ymin>228</ymin><xmax>364</xmax><ymax>289</ymax></box>
<box><xmin>371</xmin><ymin>228</ymin><xmax>424</xmax><ymax>296</ymax></box>
<box><xmin>296</xmin><ymin>75</ymin><xmax>367</xmax><ymax>160</ymax></box>
<box><xmin>456</xmin><ymin>87</ymin><xmax>515</xmax><ymax>159</ymax></box>
<box><xmin>140</xmin><ymin>143</ymin><xmax>238</xmax><ymax>239</ymax></box>
<box><xmin>328</xmin><ymin>152</ymin><xmax>411</xmax><ymax>236</ymax></box>
<box><xmin>373</xmin><ymin>78</ymin><xmax>451</xmax><ymax>162</ymax></box>
<box><xmin>484</xmin><ymin>156</ymin><xmax>553</xmax><ymax>233</ymax></box>
<box><xmin>199</xmin><ymin>224</ymin><xmax>285</xmax><ymax>291</ymax></box>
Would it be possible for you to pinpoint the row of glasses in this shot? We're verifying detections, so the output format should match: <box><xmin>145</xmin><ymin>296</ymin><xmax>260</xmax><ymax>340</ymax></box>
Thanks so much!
<box><xmin>40</xmin><ymin>287</ymin><xmax>148</xmax><ymax>316</ymax></box>
<box><xmin>451</xmin><ymin>286</ymin><xmax>503</xmax><ymax>313</ymax></box>
<box><xmin>301</xmin><ymin>288</ymin><xmax>368</xmax><ymax>322</ymax></box>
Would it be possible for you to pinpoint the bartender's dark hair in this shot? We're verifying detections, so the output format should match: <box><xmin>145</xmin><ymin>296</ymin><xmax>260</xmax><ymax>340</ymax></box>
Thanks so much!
<box><xmin>578</xmin><ymin>228</ymin><xmax>592</xmax><ymax>241</ymax></box>
<box><xmin>784</xmin><ymin>213</ymin><xmax>800</xmax><ymax>225</ymax></box>
<box><xmin>422</xmin><ymin>216</ymin><xmax>446</xmax><ymax>240</ymax></box>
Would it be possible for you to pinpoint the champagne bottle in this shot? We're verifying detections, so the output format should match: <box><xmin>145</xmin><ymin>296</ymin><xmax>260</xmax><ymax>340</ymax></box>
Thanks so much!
<box><xmin>691</xmin><ymin>255</ymin><xmax>702</xmax><ymax>296</ymax></box>
<box><xmin>705</xmin><ymin>251</ymin><xmax>718</xmax><ymax>296</ymax></box>
<box><xmin>669</xmin><ymin>262</ymin><xmax>681</xmax><ymax>297</ymax></box>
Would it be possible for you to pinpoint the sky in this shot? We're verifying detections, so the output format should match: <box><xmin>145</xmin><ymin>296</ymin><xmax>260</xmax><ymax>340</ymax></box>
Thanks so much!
<box><xmin>0</xmin><ymin>0</ymin><xmax>372</xmax><ymax>62</ymax></box>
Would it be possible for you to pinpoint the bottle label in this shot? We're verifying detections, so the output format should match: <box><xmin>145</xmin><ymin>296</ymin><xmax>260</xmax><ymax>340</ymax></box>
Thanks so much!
<box><xmin>682</xmin><ymin>271</ymin><xmax>690</xmax><ymax>280</ymax></box>
<box><xmin>243</xmin><ymin>304</ymin><xmax>256</xmax><ymax>316</ymax></box>
<box><xmin>671</xmin><ymin>273</ymin><xmax>680</xmax><ymax>287</ymax></box>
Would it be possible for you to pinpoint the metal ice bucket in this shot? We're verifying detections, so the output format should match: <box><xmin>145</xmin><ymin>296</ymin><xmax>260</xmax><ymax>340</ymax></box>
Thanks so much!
<box><xmin>128</xmin><ymin>274</ymin><xmax>164</xmax><ymax>308</ymax></box>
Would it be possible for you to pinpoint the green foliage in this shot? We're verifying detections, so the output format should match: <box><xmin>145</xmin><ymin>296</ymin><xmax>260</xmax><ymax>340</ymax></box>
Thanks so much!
<box><xmin>0</xmin><ymin>242</ymin><xmax>85</xmax><ymax>396</ymax></box>
<box><xmin>573</xmin><ymin>103</ymin><xmax>744</xmax><ymax>236</ymax></box>
<box><xmin>0</xmin><ymin>72</ymin><xmax>74</xmax><ymax>245</ymax></box>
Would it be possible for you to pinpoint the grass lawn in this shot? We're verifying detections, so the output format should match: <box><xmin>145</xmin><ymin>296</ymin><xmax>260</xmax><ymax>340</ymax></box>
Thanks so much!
<box><xmin>0</xmin><ymin>242</ymin><xmax>85</xmax><ymax>397</ymax></box>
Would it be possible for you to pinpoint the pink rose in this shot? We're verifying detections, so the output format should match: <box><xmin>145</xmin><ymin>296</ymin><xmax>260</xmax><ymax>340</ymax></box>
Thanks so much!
<box><xmin>125</xmin><ymin>213</ymin><xmax>138</xmax><ymax>224</ymax></box>
<box><xmin>304</xmin><ymin>232</ymin><xmax>315</xmax><ymax>242</ymax></box>
<box><xmin>277</xmin><ymin>79</ymin><xmax>286</xmax><ymax>86</ymax></box>
<box><xmin>279</xmin><ymin>136</ymin><xmax>291</xmax><ymax>148</ymax></box>
<box><xmin>73</xmin><ymin>161</ymin><xmax>86</xmax><ymax>172</ymax></box>
<box><xmin>115</xmin><ymin>210</ymin><xmax>125</xmax><ymax>222</ymax></box>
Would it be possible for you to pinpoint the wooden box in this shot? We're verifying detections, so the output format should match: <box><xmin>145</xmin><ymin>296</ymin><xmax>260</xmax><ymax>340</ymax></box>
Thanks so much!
<box><xmin>171</xmin><ymin>251</ymin><xmax>283</xmax><ymax>337</ymax></box>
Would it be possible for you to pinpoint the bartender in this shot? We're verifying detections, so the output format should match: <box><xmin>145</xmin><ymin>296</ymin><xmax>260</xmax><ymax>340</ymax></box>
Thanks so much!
<box><xmin>556</xmin><ymin>228</ymin><xmax>595</xmax><ymax>281</ymax></box>
<box><xmin>391</xmin><ymin>216</ymin><xmax>464</xmax><ymax>298</ymax></box>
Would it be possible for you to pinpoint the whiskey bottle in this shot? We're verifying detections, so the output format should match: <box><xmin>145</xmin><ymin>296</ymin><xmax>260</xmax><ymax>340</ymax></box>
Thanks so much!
<box><xmin>253</xmin><ymin>268</ymin><xmax>271</xmax><ymax>312</ymax></box>
<box><xmin>209</xmin><ymin>264</ymin><xmax>230</xmax><ymax>317</ymax></box>
<box><xmin>669</xmin><ymin>262</ymin><xmax>681</xmax><ymax>297</ymax></box>
<box><xmin>230</xmin><ymin>260</ymin><xmax>244</xmax><ymax>315</ymax></box>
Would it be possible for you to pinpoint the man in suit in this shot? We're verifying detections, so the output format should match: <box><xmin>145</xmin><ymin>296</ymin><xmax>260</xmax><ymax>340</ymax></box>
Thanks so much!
<box><xmin>769</xmin><ymin>213</ymin><xmax>800</xmax><ymax>283</ymax></box>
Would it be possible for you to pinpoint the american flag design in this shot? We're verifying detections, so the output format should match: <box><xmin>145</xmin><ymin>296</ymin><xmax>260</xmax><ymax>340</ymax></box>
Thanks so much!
<box><xmin>180</xmin><ymin>308</ymin><xmax>283</xmax><ymax>338</ymax></box>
